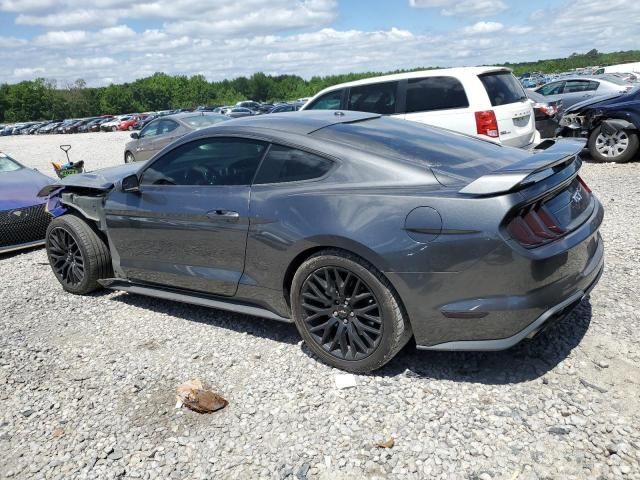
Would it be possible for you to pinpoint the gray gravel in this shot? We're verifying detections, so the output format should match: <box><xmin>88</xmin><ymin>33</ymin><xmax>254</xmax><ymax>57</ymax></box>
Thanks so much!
<box><xmin>1</xmin><ymin>133</ymin><xmax>639</xmax><ymax>479</ymax></box>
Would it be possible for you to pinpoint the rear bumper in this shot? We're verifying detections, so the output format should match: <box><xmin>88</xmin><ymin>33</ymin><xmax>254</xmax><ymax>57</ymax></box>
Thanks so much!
<box><xmin>417</xmin><ymin>261</ymin><xmax>603</xmax><ymax>351</ymax></box>
<box><xmin>386</xmin><ymin>197</ymin><xmax>604</xmax><ymax>349</ymax></box>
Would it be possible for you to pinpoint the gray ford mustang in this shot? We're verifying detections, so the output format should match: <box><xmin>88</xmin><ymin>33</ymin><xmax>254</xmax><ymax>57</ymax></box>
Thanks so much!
<box><xmin>39</xmin><ymin>111</ymin><xmax>604</xmax><ymax>372</ymax></box>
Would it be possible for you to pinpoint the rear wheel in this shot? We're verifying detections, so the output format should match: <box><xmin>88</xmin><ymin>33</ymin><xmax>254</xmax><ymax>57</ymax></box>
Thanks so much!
<box><xmin>588</xmin><ymin>126</ymin><xmax>639</xmax><ymax>163</ymax></box>
<box><xmin>46</xmin><ymin>215</ymin><xmax>112</xmax><ymax>295</ymax></box>
<box><xmin>291</xmin><ymin>250</ymin><xmax>411</xmax><ymax>373</ymax></box>
<box><xmin>111</xmin><ymin>126</ymin><xmax>117</xmax><ymax>132</ymax></box>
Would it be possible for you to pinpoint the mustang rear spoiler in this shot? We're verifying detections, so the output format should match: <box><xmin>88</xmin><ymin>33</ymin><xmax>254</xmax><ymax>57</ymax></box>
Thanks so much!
<box><xmin>459</xmin><ymin>138</ymin><xmax>586</xmax><ymax>196</ymax></box>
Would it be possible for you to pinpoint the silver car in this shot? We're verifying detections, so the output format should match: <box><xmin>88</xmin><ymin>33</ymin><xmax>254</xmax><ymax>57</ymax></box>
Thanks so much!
<box><xmin>534</xmin><ymin>75</ymin><xmax>634</xmax><ymax>109</ymax></box>
<box><xmin>124</xmin><ymin>112</ymin><xmax>229</xmax><ymax>163</ymax></box>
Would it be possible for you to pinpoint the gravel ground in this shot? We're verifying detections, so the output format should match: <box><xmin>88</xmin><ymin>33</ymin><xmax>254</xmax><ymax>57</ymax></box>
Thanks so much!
<box><xmin>1</xmin><ymin>133</ymin><xmax>639</xmax><ymax>480</ymax></box>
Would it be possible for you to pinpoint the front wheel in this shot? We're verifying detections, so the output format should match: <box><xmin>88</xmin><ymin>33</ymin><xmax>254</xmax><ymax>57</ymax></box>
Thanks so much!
<box><xmin>111</xmin><ymin>126</ymin><xmax>117</xmax><ymax>132</ymax></box>
<box><xmin>291</xmin><ymin>250</ymin><xmax>411</xmax><ymax>373</ymax></box>
<box><xmin>588</xmin><ymin>126</ymin><xmax>639</xmax><ymax>163</ymax></box>
<box><xmin>46</xmin><ymin>216</ymin><xmax>113</xmax><ymax>295</ymax></box>
<box><xmin>124</xmin><ymin>151</ymin><xmax>135</xmax><ymax>163</ymax></box>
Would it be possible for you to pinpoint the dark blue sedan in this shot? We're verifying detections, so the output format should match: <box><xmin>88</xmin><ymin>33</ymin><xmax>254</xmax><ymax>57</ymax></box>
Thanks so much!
<box><xmin>0</xmin><ymin>153</ymin><xmax>53</xmax><ymax>254</ymax></box>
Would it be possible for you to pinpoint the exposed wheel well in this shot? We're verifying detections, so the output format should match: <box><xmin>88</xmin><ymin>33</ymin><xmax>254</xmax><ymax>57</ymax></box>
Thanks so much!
<box><xmin>62</xmin><ymin>209</ymin><xmax>108</xmax><ymax>245</ymax></box>
<box><xmin>282</xmin><ymin>247</ymin><xmax>410</xmax><ymax>328</ymax></box>
<box><xmin>282</xmin><ymin>247</ymin><xmax>327</xmax><ymax>306</ymax></box>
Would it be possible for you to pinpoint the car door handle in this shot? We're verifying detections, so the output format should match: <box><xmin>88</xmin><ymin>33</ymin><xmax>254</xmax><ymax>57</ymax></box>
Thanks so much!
<box><xmin>207</xmin><ymin>209</ymin><xmax>240</xmax><ymax>221</ymax></box>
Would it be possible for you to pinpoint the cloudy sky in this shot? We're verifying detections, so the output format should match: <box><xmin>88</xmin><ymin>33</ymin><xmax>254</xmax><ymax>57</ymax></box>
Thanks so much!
<box><xmin>0</xmin><ymin>0</ymin><xmax>638</xmax><ymax>86</ymax></box>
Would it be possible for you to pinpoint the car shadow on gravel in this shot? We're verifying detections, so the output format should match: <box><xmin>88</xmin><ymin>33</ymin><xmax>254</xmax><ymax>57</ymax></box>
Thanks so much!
<box><xmin>112</xmin><ymin>290</ymin><xmax>592</xmax><ymax>384</ymax></box>
<box><xmin>111</xmin><ymin>292</ymin><xmax>301</xmax><ymax>345</ymax></box>
<box><xmin>378</xmin><ymin>299</ymin><xmax>593</xmax><ymax>385</ymax></box>
<box><xmin>0</xmin><ymin>244</ymin><xmax>44</xmax><ymax>260</ymax></box>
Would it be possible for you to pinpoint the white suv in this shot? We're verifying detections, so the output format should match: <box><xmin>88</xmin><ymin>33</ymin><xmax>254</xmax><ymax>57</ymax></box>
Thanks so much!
<box><xmin>301</xmin><ymin>66</ymin><xmax>540</xmax><ymax>148</ymax></box>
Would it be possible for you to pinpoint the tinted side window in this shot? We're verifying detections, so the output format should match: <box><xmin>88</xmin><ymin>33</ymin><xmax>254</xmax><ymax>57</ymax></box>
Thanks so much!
<box><xmin>479</xmin><ymin>72</ymin><xmax>526</xmax><ymax>106</ymax></box>
<box><xmin>254</xmin><ymin>145</ymin><xmax>333</xmax><ymax>184</ymax></box>
<box><xmin>563</xmin><ymin>80</ymin><xmax>598</xmax><ymax>93</ymax></box>
<box><xmin>405</xmin><ymin>76</ymin><xmax>469</xmax><ymax>113</ymax></box>
<box><xmin>347</xmin><ymin>81</ymin><xmax>398</xmax><ymax>114</ymax></box>
<box><xmin>306</xmin><ymin>90</ymin><xmax>343</xmax><ymax>110</ymax></box>
<box><xmin>537</xmin><ymin>81</ymin><xmax>564</xmax><ymax>96</ymax></box>
<box><xmin>141</xmin><ymin>138</ymin><xmax>266</xmax><ymax>186</ymax></box>
<box><xmin>140</xmin><ymin>120</ymin><xmax>160</xmax><ymax>138</ymax></box>
<box><xmin>157</xmin><ymin>119</ymin><xmax>179</xmax><ymax>135</ymax></box>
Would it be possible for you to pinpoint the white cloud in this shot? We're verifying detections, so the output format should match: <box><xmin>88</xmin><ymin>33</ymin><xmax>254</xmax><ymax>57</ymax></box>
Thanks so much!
<box><xmin>0</xmin><ymin>36</ymin><xmax>27</xmax><ymax>47</ymax></box>
<box><xmin>13</xmin><ymin>67</ymin><xmax>45</xmax><ymax>77</ymax></box>
<box><xmin>410</xmin><ymin>0</ymin><xmax>508</xmax><ymax>16</ymax></box>
<box><xmin>507</xmin><ymin>26</ymin><xmax>532</xmax><ymax>34</ymax></box>
<box><xmin>65</xmin><ymin>57</ymin><xmax>116</xmax><ymax>67</ymax></box>
<box><xmin>0</xmin><ymin>0</ymin><xmax>55</xmax><ymax>12</ymax></box>
<box><xmin>462</xmin><ymin>21</ymin><xmax>504</xmax><ymax>35</ymax></box>
<box><xmin>33</xmin><ymin>29</ymin><xmax>87</xmax><ymax>46</ymax></box>
<box><xmin>16</xmin><ymin>9</ymin><xmax>119</xmax><ymax>28</ymax></box>
<box><xmin>0</xmin><ymin>0</ymin><xmax>639</xmax><ymax>88</ymax></box>
<box><xmin>100</xmin><ymin>25</ymin><xmax>136</xmax><ymax>40</ymax></box>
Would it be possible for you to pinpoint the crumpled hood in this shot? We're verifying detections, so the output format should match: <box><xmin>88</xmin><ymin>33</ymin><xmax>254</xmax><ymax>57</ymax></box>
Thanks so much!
<box><xmin>565</xmin><ymin>92</ymin><xmax>627</xmax><ymax>113</ymax></box>
<box><xmin>38</xmin><ymin>162</ymin><xmax>140</xmax><ymax>197</ymax></box>
<box><xmin>0</xmin><ymin>168</ymin><xmax>54</xmax><ymax>210</ymax></box>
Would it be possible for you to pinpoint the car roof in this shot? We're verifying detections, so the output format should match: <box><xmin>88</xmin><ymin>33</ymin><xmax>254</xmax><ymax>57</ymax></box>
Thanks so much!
<box><xmin>309</xmin><ymin>66</ymin><xmax>512</xmax><ymax>95</ymax></box>
<box><xmin>210</xmin><ymin>110</ymin><xmax>380</xmax><ymax>136</ymax></box>
<box><xmin>157</xmin><ymin>112</ymin><xmax>222</xmax><ymax>121</ymax></box>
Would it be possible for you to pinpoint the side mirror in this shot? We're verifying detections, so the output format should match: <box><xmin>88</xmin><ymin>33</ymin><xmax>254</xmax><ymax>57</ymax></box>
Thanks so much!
<box><xmin>130</xmin><ymin>132</ymin><xmax>139</xmax><ymax>139</ymax></box>
<box><xmin>121</xmin><ymin>174</ymin><xmax>140</xmax><ymax>193</ymax></box>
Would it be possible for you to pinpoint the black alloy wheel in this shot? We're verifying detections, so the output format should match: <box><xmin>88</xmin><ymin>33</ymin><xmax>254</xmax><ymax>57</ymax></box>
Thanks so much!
<box><xmin>45</xmin><ymin>215</ymin><xmax>112</xmax><ymax>294</ymax></box>
<box><xmin>48</xmin><ymin>226</ymin><xmax>86</xmax><ymax>286</ymax></box>
<box><xmin>301</xmin><ymin>266</ymin><xmax>383</xmax><ymax>361</ymax></box>
<box><xmin>291</xmin><ymin>250</ymin><xmax>412</xmax><ymax>373</ymax></box>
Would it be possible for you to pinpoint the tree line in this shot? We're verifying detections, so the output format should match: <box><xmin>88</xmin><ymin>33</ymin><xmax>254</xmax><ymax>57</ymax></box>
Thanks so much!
<box><xmin>1</xmin><ymin>49</ymin><xmax>638</xmax><ymax>123</ymax></box>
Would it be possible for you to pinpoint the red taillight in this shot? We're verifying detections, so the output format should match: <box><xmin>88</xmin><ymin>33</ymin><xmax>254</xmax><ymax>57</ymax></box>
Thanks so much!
<box><xmin>475</xmin><ymin>110</ymin><xmax>499</xmax><ymax>138</ymax></box>
<box><xmin>577</xmin><ymin>175</ymin><xmax>591</xmax><ymax>193</ymax></box>
<box><xmin>534</xmin><ymin>103</ymin><xmax>558</xmax><ymax>117</ymax></box>
<box><xmin>507</xmin><ymin>203</ymin><xmax>565</xmax><ymax>248</ymax></box>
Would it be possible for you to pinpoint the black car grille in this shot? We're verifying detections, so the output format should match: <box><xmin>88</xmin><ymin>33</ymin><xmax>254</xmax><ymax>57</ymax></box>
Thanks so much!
<box><xmin>0</xmin><ymin>204</ymin><xmax>51</xmax><ymax>249</ymax></box>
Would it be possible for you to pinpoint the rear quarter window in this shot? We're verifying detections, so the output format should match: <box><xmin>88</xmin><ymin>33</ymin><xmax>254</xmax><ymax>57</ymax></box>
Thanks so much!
<box><xmin>405</xmin><ymin>76</ymin><xmax>469</xmax><ymax>113</ymax></box>
<box><xmin>479</xmin><ymin>72</ymin><xmax>527</xmax><ymax>106</ymax></box>
<box><xmin>254</xmin><ymin>145</ymin><xmax>333</xmax><ymax>184</ymax></box>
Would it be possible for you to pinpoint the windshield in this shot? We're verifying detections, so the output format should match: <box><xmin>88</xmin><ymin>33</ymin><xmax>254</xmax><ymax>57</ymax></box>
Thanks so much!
<box><xmin>182</xmin><ymin>115</ymin><xmax>228</xmax><ymax>128</ymax></box>
<box><xmin>0</xmin><ymin>153</ymin><xmax>22</xmax><ymax>173</ymax></box>
<box><xmin>479</xmin><ymin>71</ymin><xmax>527</xmax><ymax>106</ymax></box>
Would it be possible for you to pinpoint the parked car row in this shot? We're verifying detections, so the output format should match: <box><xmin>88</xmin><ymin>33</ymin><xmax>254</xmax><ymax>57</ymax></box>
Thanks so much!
<box><xmin>1</xmin><ymin>101</ymin><xmax>305</xmax><ymax>137</ymax></box>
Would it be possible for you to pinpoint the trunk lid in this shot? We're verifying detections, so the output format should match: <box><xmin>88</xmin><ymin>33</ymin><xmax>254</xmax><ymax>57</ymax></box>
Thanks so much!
<box><xmin>456</xmin><ymin>138</ymin><xmax>585</xmax><ymax>195</ymax></box>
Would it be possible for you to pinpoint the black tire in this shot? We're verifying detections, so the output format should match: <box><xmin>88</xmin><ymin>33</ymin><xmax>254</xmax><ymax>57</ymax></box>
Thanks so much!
<box><xmin>111</xmin><ymin>126</ymin><xmax>117</xmax><ymax>132</ymax></box>
<box><xmin>588</xmin><ymin>126</ymin><xmax>639</xmax><ymax>163</ymax></box>
<box><xmin>124</xmin><ymin>151</ymin><xmax>135</xmax><ymax>163</ymax></box>
<box><xmin>45</xmin><ymin>215</ymin><xmax>112</xmax><ymax>295</ymax></box>
<box><xmin>291</xmin><ymin>250</ymin><xmax>412</xmax><ymax>373</ymax></box>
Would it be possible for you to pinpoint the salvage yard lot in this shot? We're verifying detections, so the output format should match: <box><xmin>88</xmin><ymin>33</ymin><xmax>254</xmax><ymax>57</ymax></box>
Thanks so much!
<box><xmin>1</xmin><ymin>132</ymin><xmax>639</xmax><ymax>479</ymax></box>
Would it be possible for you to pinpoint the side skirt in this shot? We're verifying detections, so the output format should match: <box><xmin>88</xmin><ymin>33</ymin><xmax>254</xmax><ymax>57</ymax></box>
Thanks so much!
<box><xmin>99</xmin><ymin>278</ymin><xmax>293</xmax><ymax>323</ymax></box>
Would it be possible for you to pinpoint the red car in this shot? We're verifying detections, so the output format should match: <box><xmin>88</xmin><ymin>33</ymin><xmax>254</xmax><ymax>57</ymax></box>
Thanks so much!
<box><xmin>117</xmin><ymin>115</ymin><xmax>140</xmax><ymax>131</ymax></box>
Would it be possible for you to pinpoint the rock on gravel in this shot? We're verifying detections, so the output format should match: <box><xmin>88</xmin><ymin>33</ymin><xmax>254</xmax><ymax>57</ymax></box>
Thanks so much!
<box><xmin>0</xmin><ymin>134</ymin><xmax>639</xmax><ymax>479</ymax></box>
